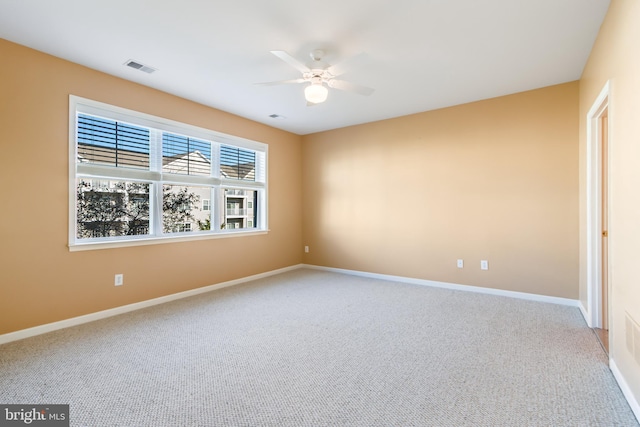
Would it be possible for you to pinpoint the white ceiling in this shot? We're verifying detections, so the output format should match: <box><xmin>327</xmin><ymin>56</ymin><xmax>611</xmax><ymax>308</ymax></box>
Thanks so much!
<box><xmin>0</xmin><ymin>0</ymin><xmax>609</xmax><ymax>135</ymax></box>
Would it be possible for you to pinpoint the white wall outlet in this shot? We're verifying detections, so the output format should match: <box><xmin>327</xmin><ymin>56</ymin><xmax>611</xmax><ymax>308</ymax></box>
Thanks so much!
<box><xmin>480</xmin><ymin>260</ymin><xmax>489</xmax><ymax>270</ymax></box>
<box><xmin>457</xmin><ymin>259</ymin><xmax>464</xmax><ymax>268</ymax></box>
<box><xmin>304</xmin><ymin>246</ymin><xmax>309</xmax><ymax>253</ymax></box>
<box><xmin>115</xmin><ymin>274</ymin><xmax>124</xmax><ymax>286</ymax></box>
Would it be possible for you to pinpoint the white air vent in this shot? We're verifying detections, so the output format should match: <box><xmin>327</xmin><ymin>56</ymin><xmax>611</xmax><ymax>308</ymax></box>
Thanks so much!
<box><xmin>124</xmin><ymin>59</ymin><xmax>156</xmax><ymax>74</ymax></box>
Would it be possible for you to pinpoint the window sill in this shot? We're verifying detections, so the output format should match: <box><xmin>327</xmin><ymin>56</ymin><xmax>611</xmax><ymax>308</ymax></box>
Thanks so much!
<box><xmin>68</xmin><ymin>229</ymin><xmax>269</xmax><ymax>252</ymax></box>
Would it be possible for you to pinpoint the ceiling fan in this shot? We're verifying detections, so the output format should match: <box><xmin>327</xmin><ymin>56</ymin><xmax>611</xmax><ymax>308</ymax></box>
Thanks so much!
<box><xmin>257</xmin><ymin>49</ymin><xmax>375</xmax><ymax>105</ymax></box>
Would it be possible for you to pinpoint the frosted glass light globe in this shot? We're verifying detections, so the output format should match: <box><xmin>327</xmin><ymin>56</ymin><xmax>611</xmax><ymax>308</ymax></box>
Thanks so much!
<box><xmin>304</xmin><ymin>83</ymin><xmax>328</xmax><ymax>104</ymax></box>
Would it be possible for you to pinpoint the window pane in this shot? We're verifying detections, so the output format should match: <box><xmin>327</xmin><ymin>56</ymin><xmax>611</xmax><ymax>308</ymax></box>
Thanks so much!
<box><xmin>77</xmin><ymin>114</ymin><xmax>149</xmax><ymax>169</ymax></box>
<box><xmin>162</xmin><ymin>133</ymin><xmax>211</xmax><ymax>176</ymax></box>
<box><xmin>163</xmin><ymin>185</ymin><xmax>210</xmax><ymax>233</ymax></box>
<box><xmin>222</xmin><ymin>188</ymin><xmax>257</xmax><ymax>229</ymax></box>
<box><xmin>220</xmin><ymin>145</ymin><xmax>256</xmax><ymax>181</ymax></box>
<box><xmin>72</xmin><ymin>98</ymin><xmax>268</xmax><ymax>247</ymax></box>
<box><xmin>76</xmin><ymin>179</ymin><xmax>150</xmax><ymax>238</ymax></box>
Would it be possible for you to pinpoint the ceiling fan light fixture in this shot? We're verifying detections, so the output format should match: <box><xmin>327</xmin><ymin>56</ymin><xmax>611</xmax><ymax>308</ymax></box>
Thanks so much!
<box><xmin>304</xmin><ymin>83</ymin><xmax>328</xmax><ymax>104</ymax></box>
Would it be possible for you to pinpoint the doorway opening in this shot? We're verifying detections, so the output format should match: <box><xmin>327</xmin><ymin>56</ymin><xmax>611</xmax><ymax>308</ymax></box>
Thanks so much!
<box><xmin>586</xmin><ymin>81</ymin><xmax>610</xmax><ymax>355</ymax></box>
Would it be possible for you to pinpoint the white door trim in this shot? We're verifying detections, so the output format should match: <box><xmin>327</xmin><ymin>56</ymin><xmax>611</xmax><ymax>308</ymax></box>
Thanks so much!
<box><xmin>586</xmin><ymin>80</ymin><xmax>610</xmax><ymax>329</ymax></box>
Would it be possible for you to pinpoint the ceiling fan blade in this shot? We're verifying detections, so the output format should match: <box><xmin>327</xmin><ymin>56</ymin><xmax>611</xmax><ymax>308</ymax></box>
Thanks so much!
<box><xmin>270</xmin><ymin>50</ymin><xmax>310</xmax><ymax>74</ymax></box>
<box><xmin>328</xmin><ymin>79</ymin><xmax>375</xmax><ymax>96</ymax></box>
<box><xmin>327</xmin><ymin>52</ymin><xmax>367</xmax><ymax>77</ymax></box>
<box><xmin>255</xmin><ymin>78</ymin><xmax>306</xmax><ymax>86</ymax></box>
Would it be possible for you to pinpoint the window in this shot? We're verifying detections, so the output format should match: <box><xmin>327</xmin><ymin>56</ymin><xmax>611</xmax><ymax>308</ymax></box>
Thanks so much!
<box><xmin>220</xmin><ymin>145</ymin><xmax>255</xmax><ymax>180</ymax></box>
<box><xmin>177</xmin><ymin>223</ymin><xmax>192</xmax><ymax>233</ymax></box>
<box><xmin>76</xmin><ymin>179</ymin><xmax>150</xmax><ymax>238</ymax></box>
<box><xmin>70</xmin><ymin>96</ymin><xmax>267</xmax><ymax>250</ymax></box>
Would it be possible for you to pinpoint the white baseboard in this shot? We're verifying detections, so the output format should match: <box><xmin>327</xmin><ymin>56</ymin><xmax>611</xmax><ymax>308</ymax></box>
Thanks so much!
<box><xmin>610</xmin><ymin>359</ymin><xmax>640</xmax><ymax>423</ymax></box>
<box><xmin>579</xmin><ymin>301</ymin><xmax>592</xmax><ymax>327</ymax></box>
<box><xmin>0</xmin><ymin>264</ymin><xmax>304</xmax><ymax>345</ymax></box>
<box><xmin>302</xmin><ymin>264</ymin><xmax>580</xmax><ymax>307</ymax></box>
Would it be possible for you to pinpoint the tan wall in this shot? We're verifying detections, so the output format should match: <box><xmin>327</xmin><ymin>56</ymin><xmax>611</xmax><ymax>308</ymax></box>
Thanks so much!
<box><xmin>302</xmin><ymin>82</ymin><xmax>579</xmax><ymax>299</ymax></box>
<box><xmin>0</xmin><ymin>39</ymin><xmax>303</xmax><ymax>335</ymax></box>
<box><xmin>579</xmin><ymin>0</ymin><xmax>640</xmax><ymax>408</ymax></box>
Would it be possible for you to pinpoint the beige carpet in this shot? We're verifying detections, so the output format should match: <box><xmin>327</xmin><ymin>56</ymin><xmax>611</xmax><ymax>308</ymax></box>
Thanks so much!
<box><xmin>0</xmin><ymin>268</ymin><xmax>638</xmax><ymax>426</ymax></box>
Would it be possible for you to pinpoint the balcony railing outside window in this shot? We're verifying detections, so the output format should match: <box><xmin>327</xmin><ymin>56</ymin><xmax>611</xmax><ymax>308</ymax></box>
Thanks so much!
<box><xmin>226</xmin><ymin>208</ymin><xmax>247</xmax><ymax>216</ymax></box>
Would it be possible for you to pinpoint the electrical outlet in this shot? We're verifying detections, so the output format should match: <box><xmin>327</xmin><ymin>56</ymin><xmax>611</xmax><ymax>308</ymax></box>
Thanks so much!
<box><xmin>457</xmin><ymin>259</ymin><xmax>464</xmax><ymax>268</ymax></box>
<box><xmin>480</xmin><ymin>260</ymin><xmax>489</xmax><ymax>270</ymax></box>
<box><xmin>304</xmin><ymin>246</ymin><xmax>309</xmax><ymax>253</ymax></box>
<box><xmin>115</xmin><ymin>274</ymin><xmax>124</xmax><ymax>286</ymax></box>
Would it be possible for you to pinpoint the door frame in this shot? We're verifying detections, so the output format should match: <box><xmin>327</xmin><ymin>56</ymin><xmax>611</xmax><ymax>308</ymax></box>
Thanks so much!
<box><xmin>586</xmin><ymin>80</ymin><xmax>611</xmax><ymax>329</ymax></box>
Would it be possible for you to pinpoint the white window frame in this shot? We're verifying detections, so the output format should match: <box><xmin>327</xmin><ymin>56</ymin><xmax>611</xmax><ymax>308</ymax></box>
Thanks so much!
<box><xmin>69</xmin><ymin>95</ymin><xmax>268</xmax><ymax>251</ymax></box>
